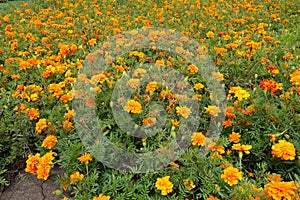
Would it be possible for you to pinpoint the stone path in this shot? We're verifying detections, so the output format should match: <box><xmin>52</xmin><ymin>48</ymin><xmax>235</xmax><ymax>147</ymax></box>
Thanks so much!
<box><xmin>0</xmin><ymin>169</ymin><xmax>65</xmax><ymax>200</ymax></box>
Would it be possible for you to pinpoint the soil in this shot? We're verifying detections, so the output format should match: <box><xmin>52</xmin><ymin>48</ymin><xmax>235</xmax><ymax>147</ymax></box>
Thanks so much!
<box><xmin>0</xmin><ymin>167</ymin><xmax>67</xmax><ymax>200</ymax></box>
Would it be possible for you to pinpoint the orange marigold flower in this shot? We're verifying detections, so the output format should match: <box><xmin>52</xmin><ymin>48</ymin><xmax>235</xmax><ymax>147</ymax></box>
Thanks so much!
<box><xmin>290</xmin><ymin>69</ymin><xmax>300</xmax><ymax>85</ymax></box>
<box><xmin>221</xmin><ymin>166</ymin><xmax>242</xmax><ymax>186</ymax></box>
<box><xmin>206</xmin><ymin>196</ymin><xmax>220</xmax><ymax>200</ymax></box>
<box><xmin>212</xmin><ymin>72</ymin><xmax>224</xmax><ymax>80</ymax></box>
<box><xmin>229</xmin><ymin>132</ymin><xmax>240</xmax><ymax>143</ymax></box>
<box><xmin>70</xmin><ymin>171</ymin><xmax>84</xmax><ymax>184</ymax></box>
<box><xmin>271</xmin><ymin>140</ymin><xmax>296</xmax><ymax>160</ymax></box>
<box><xmin>36</xmin><ymin>118</ymin><xmax>50</xmax><ymax>134</ymax></box>
<box><xmin>183</xmin><ymin>179</ymin><xmax>195</xmax><ymax>190</ymax></box>
<box><xmin>60</xmin><ymin>94</ymin><xmax>73</xmax><ymax>102</ymax></box>
<box><xmin>78</xmin><ymin>153</ymin><xmax>92</xmax><ymax>164</ymax></box>
<box><xmin>260</xmin><ymin>79</ymin><xmax>282</xmax><ymax>95</ymax></box>
<box><xmin>232</xmin><ymin>143</ymin><xmax>252</xmax><ymax>154</ymax></box>
<box><xmin>205</xmin><ymin>106</ymin><xmax>221</xmax><ymax>117</ymax></box>
<box><xmin>25</xmin><ymin>153</ymin><xmax>41</xmax><ymax>174</ymax></box>
<box><xmin>124</xmin><ymin>99</ymin><xmax>143</xmax><ymax>114</ymax></box>
<box><xmin>176</xmin><ymin>106</ymin><xmax>192</xmax><ymax>118</ymax></box>
<box><xmin>42</xmin><ymin>135</ymin><xmax>58</xmax><ymax>149</ymax></box>
<box><xmin>93</xmin><ymin>194</ymin><xmax>110</xmax><ymax>200</ymax></box>
<box><xmin>27</xmin><ymin>108</ymin><xmax>40</xmax><ymax>120</ymax></box>
<box><xmin>62</xmin><ymin>120</ymin><xmax>74</xmax><ymax>131</ymax></box>
<box><xmin>191</xmin><ymin>132</ymin><xmax>206</xmax><ymax>146</ymax></box>
<box><xmin>187</xmin><ymin>64</ymin><xmax>198</xmax><ymax>75</ymax></box>
<box><xmin>214</xmin><ymin>47</ymin><xmax>227</xmax><ymax>56</ymax></box>
<box><xmin>37</xmin><ymin>165</ymin><xmax>51</xmax><ymax>180</ymax></box>
<box><xmin>155</xmin><ymin>176</ymin><xmax>173</xmax><ymax>196</ymax></box>
<box><xmin>265</xmin><ymin>180</ymin><xmax>298</xmax><ymax>200</ymax></box>
<box><xmin>64</xmin><ymin>109</ymin><xmax>75</xmax><ymax>120</ymax></box>
<box><xmin>88</xmin><ymin>38</ymin><xmax>97</xmax><ymax>46</ymax></box>
<box><xmin>146</xmin><ymin>82</ymin><xmax>159</xmax><ymax>93</ymax></box>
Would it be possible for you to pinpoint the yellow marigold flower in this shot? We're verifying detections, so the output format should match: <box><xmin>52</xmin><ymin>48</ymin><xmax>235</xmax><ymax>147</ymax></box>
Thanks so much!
<box><xmin>42</xmin><ymin>135</ymin><xmax>58</xmax><ymax>149</ymax></box>
<box><xmin>187</xmin><ymin>64</ymin><xmax>198</xmax><ymax>75</ymax></box>
<box><xmin>124</xmin><ymin>99</ymin><xmax>143</xmax><ymax>114</ymax></box>
<box><xmin>205</xmin><ymin>106</ymin><xmax>221</xmax><ymax>116</ymax></box>
<box><xmin>221</xmin><ymin>166</ymin><xmax>242</xmax><ymax>186</ymax></box>
<box><xmin>191</xmin><ymin>132</ymin><xmax>206</xmax><ymax>146</ymax></box>
<box><xmin>146</xmin><ymin>81</ymin><xmax>159</xmax><ymax>93</ymax></box>
<box><xmin>271</xmin><ymin>140</ymin><xmax>296</xmax><ymax>160</ymax></box>
<box><xmin>93</xmin><ymin>194</ymin><xmax>110</xmax><ymax>200</ymax></box>
<box><xmin>64</xmin><ymin>109</ymin><xmax>76</xmax><ymax>120</ymax></box>
<box><xmin>229</xmin><ymin>86</ymin><xmax>250</xmax><ymax>101</ymax></box>
<box><xmin>232</xmin><ymin>143</ymin><xmax>252</xmax><ymax>154</ymax></box>
<box><xmin>176</xmin><ymin>106</ymin><xmax>192</xmax><ymax>118</ymax></box>
<box><xmin>155</xmin><ymin>176</ymin><xmax>173</xmax><ymax>196</ymax></box>
<box><xmin>27</xmin><ymin>108</ymin><xmax>40</xmax><ymax>120</ymax></box>
<box><xmin>206</xmin><ymin>31</ymin><xmax>215</xmax><ymax>38</ymax></box>
<box><xmin>228</xmin><ymin>132</ymin><xmax>240</xmax><ymax>143</ymax></box>
<box><xmin>126</xmin><ymin>78</ymin><xmax>140</xmax><ymax>89</ymax></box>
<box><xmin>78</xmin><ymin>153</ymin><xmax>92</xmax><ymax>164</ymax></box>
<box><xmin>194</xmin><ymin>83</ymin><xmax>204</xmax><ymax>90</ymax></box>
<box><xmin>212</xmin><ymin>72</ymin><xmax>224</xmax><ymax>80</ymax></box>
<box><xmin>265</xmin><ymin>180</ymin><xmax>298</xmax><ymax>200</ymax></box>
<box><xmin>70</xmin><ymin>171</ymin><xmax>84</xmax><ymax>184</ymax></box>
<box><xmin>25</xmin><ymin>153</ymin><xmax>41</xmax><ymax>174</ymax></box>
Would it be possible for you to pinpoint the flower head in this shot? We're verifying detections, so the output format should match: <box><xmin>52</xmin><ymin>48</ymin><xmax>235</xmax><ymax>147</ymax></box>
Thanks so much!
<box><xmin>42</xmin><ymin>135</ymin><xmax>58</xmax><ymax>149</ymax></box>
<box><xmin>78</xmin><ymin>153</ymin><xmax>92</xmax><ymax>164</ymax></box>
<box><xmin>271</xmin><ymin>140</ymin><xmax>296</xmax><ymax>160</ymax></box>
<box><xmin>155</xmin><ymin>176</ymin><xmax>173</xmax><ymax>196</ymax></box>
<box><xmin>221</xmin><ymin>166</ymin><xmax>242</xmax><ymax>186</ymax></box>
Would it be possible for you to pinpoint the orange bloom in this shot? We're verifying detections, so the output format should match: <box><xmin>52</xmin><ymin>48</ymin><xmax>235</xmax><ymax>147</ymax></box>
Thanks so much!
<box><xmin>221</xmin><ymin>166</ymin><xmax>242</xmax><ymax>186</ymax></box>
<box><xmin>93</xmin><ymin>194</ymin><xmax>110</xmax><ymax>200</ymax></box>
<box><xmin>25</xmin><ymin>153</ymin><xmax>41</xmax><ymax>174</ymax></box>
<box><xmin>124</xmin><ymin>99</ymin><xmax>143</xmax><ymax>114</ymax></box>
<box><xmin>206</xmin><ymin>31</ymin><xmax>215</xmax><ymax>38</ymax></box>
<box><xmin>229</xmin><ymin>132</ymin><xmax>240</xmax><ymax>143</ymax></box>
<box><xmin>78</xmin><ymin>153</ymin><xmax>92</xmax><ymax>164</ymax></box>
<box><xmin>70</xmin><ymin>171</ymin><xmax>84</xmax><ymax>184</ymax></box>
<box><xmin>260</xmin><ymin>79</ymin><xmax>282</xmax><ymax>95</ymax></box>
<box><xmin>187</xmin><ymin>64</ymin><xmax>198</xmax><ymax>75</ymax></box>
<box><xmin>176</xmin><ymin>106</ymin><xmax>192</xmax><ymax>118</ymax></box>
<box><xmin>271</xmin><ymin>140</ymin><xmax>296</xmax><ymax>160</ymax></box>
<box><xmin>214</xmin><ymin>47</ymin><xmax>227</xmax><ymax>56</ymax></box>
<box><xmin>35</xmin><ymin>119</ymin><xmax>50</xmax><ymax>134</ymax></box>
<box><xmin>27</xmin><ymin>108</ymin><xmax>40</xmax><ymax>120</ymax></box>
<box><xmin>42</xmin><ymin>135</ymin><xmax>58</xmax><ymax>149</ymax></box>
<box><xmin>60</xmin><ymin>94</ymin><xmax>73</xmax><ymax>102</ymax></box>
<box><xmin>126</xmin><ymin>78</ymin><xmax>140</xmax><ymax>89</ymax></box>
<box><xmin>265</xmin><ymin>180</ymin><xmax>298</xmax><ymax>200</ymax></box>
<box><xmin>146</xmin><ymin>82</ymin><xmax>159</xmax><ymax>93</ymax></box>
<box><xmin>191</xmin><ymin>132</ymin><xmax>206</xmax><ymax>146</ymax></box>
<box><xmin>290</xmin><ymin>69</ymin><xmax>300</xmax><ymax>85</ymax></box>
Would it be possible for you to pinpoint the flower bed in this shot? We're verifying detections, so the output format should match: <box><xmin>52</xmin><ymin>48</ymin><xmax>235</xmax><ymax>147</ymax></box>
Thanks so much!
<box><xmin>0</xmin><ymin>0</ymin><xmax>299</xmax><ymax>199</ymax></box>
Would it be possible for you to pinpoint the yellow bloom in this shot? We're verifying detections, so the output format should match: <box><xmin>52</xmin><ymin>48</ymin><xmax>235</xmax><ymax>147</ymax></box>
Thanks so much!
<box><xmin>78</xmin><ymin>153</ymin><xmax>92</xmax><ymax>164</ymax></box>
<box><xmin>155</xmin><ymin>176</ymin><xmax>173</xmax><ymax>196</ymax></box>
<box><xmin>232</xmin><ymin>143</ymin><xmax>252</xmax><ymax>154</ymax></box>
<box><xmin>25</xmin><ymin>153</ymin><xmax>41</xmax><ymax>174</ymax></box>
<box><xmin>271</xmin><ymin>140</ymin><xmax>296</xmax><ymax>160</ymax></box>
<box><xmin>206</xmin><ymin>31</ymin><xmax>215</xmax><ymax>38</ymax></box>
<box><xmin>205</xmin><ymin>106</ymin><xmax>221</xmax><ymax>116</ymax></box>
<box><xmin>124</xmin><ymin>99</ymin><xmax>143</xmax><ymax>114</ymax></box>
<box><xmin>187</xmin><ymin>64</ymin><xmax>198</xmax><ymax>75</ymax></box>
<box><xmin>221</xmin><ymin>166</ymin><xmax>242</xmax><ymax>186</ymax></box>
<box><xmin>42</xmin><ymin>135</ymin><xmax>58</xmax><ymax>149</ymax></box>
<box><xmin>194</xmin><ymin>83</ymin><xmax>204</xmax><ymax>90</ymax></box>
<box><xmin>176</xmin><ymin>106</ymin><xmax>192</xmax><ymax>118</ymax></box>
